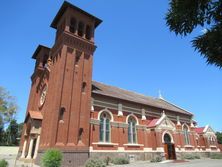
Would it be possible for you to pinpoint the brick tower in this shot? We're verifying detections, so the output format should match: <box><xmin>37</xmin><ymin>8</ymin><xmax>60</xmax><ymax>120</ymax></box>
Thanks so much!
<box><xmin>18</xmin><ymin>1</ymin><xmax>102</xmax><ymax>167</ymax></box>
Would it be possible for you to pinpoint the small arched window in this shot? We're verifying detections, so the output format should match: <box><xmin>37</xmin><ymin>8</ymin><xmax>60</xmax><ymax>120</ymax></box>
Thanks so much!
<box><xmin>209</xmin><ymin>136</ymin><xmax>216</xmax><ymax>145</ymax></box>
<box><xmin>128</xmin><ymin>116</ymin><xmax>137</xmax><ymax>144</ymax></box>
<box><xmin>69</xmin><ymin>17</ymin><xmax>77</xmax><ymax>33</ymax></box>
<box><xmin>164</xmin><ymin>133</ymin><xmax>171</xmax><ymax>143</ymax></box>
<box><xmin>85</xmin><ymin>25</ymin><xmax>91</xmax><ymax>40</ymax></box>
<box><xmin>99</xmin><ymin>112</ymin><xmax>111</xmax><ymax>142</ymax></box>
<box><xmin>78</xmin><ymin>21</ymin><xmax>84</xmax><ymax>37</ymax></box>
<box><xmin>183</xmin><ymin>124</ymin><xmax>190</xmax><ymax>145</ymax></box>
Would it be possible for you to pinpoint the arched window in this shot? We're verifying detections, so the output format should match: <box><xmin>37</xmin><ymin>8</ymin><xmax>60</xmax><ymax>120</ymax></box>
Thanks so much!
<box><xmin>78</xmin><ymin>21</ymin><xmax>84</xmax><ymax>37</ymax></box>
<box><xmin>196</xmin><ymin>136</ymin><xmax>199</xmax><ymax>146</ymax></box>
<box><xmin>164</xmin><ymin>133</ymin><xmax>171</xmax><ymax>143</ymax></box>
<box><xmin>69</xmin><ymin>17</ymin><xmax>77</xmax><ymax>33</ymax></box>
<box><xmin>128</xmin><ymin>116</ymin><xmax>137</xmax><ymax>144</ymax></box>
<box><xmin>209</xmin><ymin>136</ymin><xmax>216</xmax><ymax>145</ymax></box>
<box><xmin>99</xmin><ymin>112</ymin><xmax>111</xmax><ymax>142</ymax></box>
<box><xmin>183</xmin><ymin>124</ymin><xmax>190</xmax><ymax>145</ymax></box>
<box><xmin>85</xmin><ymin>25</ymin><xmax>91</xmax><ymax>40</ymax></box>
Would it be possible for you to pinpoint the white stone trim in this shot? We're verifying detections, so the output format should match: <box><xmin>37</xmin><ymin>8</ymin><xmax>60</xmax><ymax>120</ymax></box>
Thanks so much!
<box><xmin>118</xmin><ymin>147</ymin><xmax>125</xmax><ymax>151</ymax></box>
<box><xmin>20</xmin><ymin>139</ymin><xmax>27</xmax><ymax>159</ymax></box>
<box><xmin>162</xmin><ymin>130</ymin><xmax>174</xmax><ymax>143</ymax></box>
<box><xmin>144</xmin><ymin>147</ymin><xmax>153</xmax><ymax>152</ymax></box>
<box><xmin>90</xmin><ymin>149</ymin><xmax>160</xmax><ymax>153</ymax></box>
<box><xmin>123</xmin><ymin>143</ymin><xmax>144</xmax><ymax>147</ymax></box>
<box><xmin>126</xmin><ymin>114</ymin><xmax>139</xmax><ymax>125</ymax></box>
<box><xmin>142</xmin><ymin>115</ymin><xmax>146</xmax><ymax>120</ymax></box>
<box><xmin>92</xmin><ymin>142</ymin><xmax>119</xmax><ymax>146</ymax></box>
<box><xmin>118</xmin><ymin>103</ymin><xmax>123</xmax><ymax>116</ymax></box>
<box><xmin>91</xmin><ymin>105</ymin><xmax>94</xmax><ymax>112</ymax></box>
<box><xmin>156</xmin><ymin>147</ymin><xmax>164</xmax><ymax>152</ymax></box>
<box><xmin>203</xmin><ymin>125</ymin><xmax>209</xmax><ymax>133</ymax></box>
<box><xmin>156</xmin><ymin>111</ymin><xmax>166</xmax><ymax>125</ymax></box>
<box><xmin>33</xmin><ymin>135</ymin><xmax>40</xmax><ymax>159</ymax></box>
<box><xmin>97</xmin><ymin>108</ymin><xmax>114</xmax><ymax>121</ymax></box>
<box><xmin>184</xmin><ymin>145</ymin><xmax>194</xmax><ymax>148</ymax></box>
<box><xmin>182</xmin><ymin>123</ymin><xmax>190</xmax><ymax>132</ymax></box>
<box><xmin>26</xmin><ymin>138</ymin><xmax>34</xmax><ymax>159</ymax></box>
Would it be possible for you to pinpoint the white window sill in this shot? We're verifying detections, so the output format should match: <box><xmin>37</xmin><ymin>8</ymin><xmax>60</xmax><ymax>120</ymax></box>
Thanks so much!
<box><xmin>123</xmin><ymin>143</ymin><xmax>144</xmax><ymax>147</ymax></box>
<box><xmin>184</xmin><ymin>145</ymin><xmax>194</xmax><ymax>148</ymax></box>
<box><xmin>92</xmin><ymin>142</ymin><xmax>119</xmax><ymax>146</ymax></box>
<box><xmin>210</xmin><ymin>145</ymin><xmax>217</xmax><ymax>148</ymax></box>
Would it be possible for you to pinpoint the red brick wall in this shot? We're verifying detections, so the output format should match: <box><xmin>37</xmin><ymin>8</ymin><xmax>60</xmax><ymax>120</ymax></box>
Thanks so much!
<box><xmin>90</xmin><ymin>106</ymin><xmax>199</xmax><ymax>151</ymax></box>
<box><xmin>218</xmin><ymin>144</ymin><xmax>222</xmax><ymax>152</ymax></box>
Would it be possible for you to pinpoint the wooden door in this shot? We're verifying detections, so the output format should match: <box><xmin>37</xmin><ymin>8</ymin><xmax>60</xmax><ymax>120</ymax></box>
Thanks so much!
<box><xmin>164</xmin><ymin>143</ymin><xmax>169</xmax><ymax>159</ymax></box>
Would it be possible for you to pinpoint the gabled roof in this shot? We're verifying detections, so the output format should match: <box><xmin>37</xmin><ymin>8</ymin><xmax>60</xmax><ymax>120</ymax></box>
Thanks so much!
<box><xmin>51</xmin><ymin>1</ymin><xmax>102</xmax><ymax>29</ymax></box>
<box><xmin>29</xmin><ymin>110</ymin><xmax>43</xmax><ymax>120</ymax></box>
<box><xmin>92</xmin><ymin>81</ymin><xmax>193</xmax><ymax>116</ymax></box>
<box><xmin>32</xmin><ymin>45</ymin><xmax>50</xmax><ymax>59</ymax></box>
<box><xmin>195</xmin><ymin>127</ymin><xmax>205</xmax><ymax>134</ymax></box>
<box><xmin>147</xmin><ymin>119</ymin><xmax>159</xmax><ymax>128</ymax></box>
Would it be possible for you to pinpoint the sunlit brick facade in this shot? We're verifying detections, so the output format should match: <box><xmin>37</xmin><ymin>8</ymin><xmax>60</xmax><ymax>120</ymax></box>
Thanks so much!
<box><xmin>18</xmin><ymin>2</ymin><xmax>220</xmax><ymax>167</ymax></box>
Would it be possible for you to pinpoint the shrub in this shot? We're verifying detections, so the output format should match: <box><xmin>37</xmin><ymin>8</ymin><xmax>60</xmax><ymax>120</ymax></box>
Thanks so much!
<box><xmin>111</xmin><ymin>157</ymin><xmax>129</xmax><ymax>165</ymax></box>
<box><xmin>41</xmin><ymin>149</ymin><xmax>63</xmax><ymax>167</ymax></box>
<box><xmin>0</xmin><ymin>159</ymin><xmax>8</xmax><ymax>167</ymax></box>
<box><xmin>150</xmin><ymin>156</ymin><xmax>162</xmax><ymax>163</ymax></box>
<box><xmin>194</xmin><ymin>154</ymin><xmax>200</xmax><ymax>159</ymax></box>
<box><xmin>85</xmin><ymin>158</ymin><xmax>106</xmax><ymax>167</ymax></box>
<box><xmin>104</xmin><ymin>156</ymin><xmax>111</xmax><ymax>165</ymax></box>
<box><xmin>183</xmin><ymin>154</ymin><xmax>195</xmax><ymax>160</ymax></box>
<box><xmin>210</xmin><ymin>153</ymin><xmax>222</xmax><ymax>159</ymax></box>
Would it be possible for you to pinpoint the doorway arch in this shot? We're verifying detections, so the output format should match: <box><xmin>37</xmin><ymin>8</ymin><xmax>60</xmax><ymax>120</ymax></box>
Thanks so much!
<box><xmin>163</xmin><ymin>132</ymin><xmax>176</xmax><ymax>160</ymax></box>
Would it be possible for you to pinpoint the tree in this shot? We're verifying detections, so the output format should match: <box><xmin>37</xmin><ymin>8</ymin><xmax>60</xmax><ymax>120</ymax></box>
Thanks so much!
<box><xmin>0</xmin><ymin>116</ymin><xmax>4</xmax><ymax>145</ymax></box>
<box><xmin>166</xmin><ymin>0</ymin><xmax>222</xmax><ymax>68</ymax></box>
<box><xmin>5</xmin><ymin>119</ymin><xmax>19</xmax><ymax>146</ymax></box>
<box><xmin>0</xmin><ymin>86</ymin><xmax>18</xmax><ymax>128</ymax></box>
<box><xmin>216</xmin><ymin>132</ymin><xmax>222</xmax><ymax>144</ymax></box>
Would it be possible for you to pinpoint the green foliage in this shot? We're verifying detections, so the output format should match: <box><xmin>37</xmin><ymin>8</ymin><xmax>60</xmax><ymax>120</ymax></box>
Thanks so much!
<box><xmin>150</xmin><ymin>156</ymin><xmax>162</xmax><ymax>163</ymax></box>
<box><xmin>5</xmin><ymin>119</ymin><xmax>19</xmax><ymax>145</ymax></box>
<box><xmin>85</xmin><ymin>158</ymin><xmax>106</xmax><ymax>167</ymax></box>
<box><xmin>104</xmin><ymin>156</ymin><xmax>111</xmax><ymax>166</ymax></box>
<box><xmin>183</xmin><ymin>153</ymin><xmax>200</xmax><ymax>160</ymax></box>
<box><xmin>166</xmin><ymin>0</ymin><xmax>222</xmax><ymax>68</ymax></box>
<box><xmin>210</xmin><ymin>153</ymin><xmax>222</xmax><ymax>159</ymax></box>
<box><xmin>0</xmin><ymin>86</ymin><xmax>18</xmax><ymax>126</ymax></box>
<box><xmin>41</xmin><ymin>149</ymin><xmax>63</xmax><ymax>167</ymax></box>
<box><xmin>0</xmin><ymin>159</ymin><xmax>8</xmax><ymax>167</ymax></box>
<box><xmin>216</xmin><ymin>132</ymin><xmax>222</xmax><ymax>144</ymax></box>
<box><xmin>194</xmin><ymin>154</ymin><xmax>201</xmax><ymax>159</ymax></box>
<box><xmin>0</xmin><ymin>119</ymin><xmax>20</xmax><ymax>146</ymax></box>
<box><xmin>111</xmin><ymin>157</ymin><xmax>129</xmax><ymax>165</ymax></box>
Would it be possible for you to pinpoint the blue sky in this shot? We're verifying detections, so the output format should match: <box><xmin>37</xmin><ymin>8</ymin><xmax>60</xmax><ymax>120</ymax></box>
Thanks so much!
<box><xmin>0</xmin><ymin>0</ymin><xmax>221</xmax><ymax>131</ymax></box>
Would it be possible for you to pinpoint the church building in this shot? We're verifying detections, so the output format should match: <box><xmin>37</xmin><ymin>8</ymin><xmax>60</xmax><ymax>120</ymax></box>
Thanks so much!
<box><xmin>18</xmin><ymin>1</ymin><xmax>220</xmax><ymax>167</ymax></box>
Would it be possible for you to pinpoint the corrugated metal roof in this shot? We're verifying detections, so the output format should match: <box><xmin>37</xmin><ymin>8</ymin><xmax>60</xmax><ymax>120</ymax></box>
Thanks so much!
<box><xmin>92</xmin><ymin>81</ymin><xmax>192</xmax><ymax>116</ymax></box>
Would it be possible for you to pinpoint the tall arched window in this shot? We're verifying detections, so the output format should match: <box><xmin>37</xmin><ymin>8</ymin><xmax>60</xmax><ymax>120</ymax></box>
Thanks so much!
<box><xmin>183</xmin><ymin>125</ymin><xmax>190</xmax><ymax>145</ymax></box>
<box><xmin>78</xmin><ymin>21</ymin><xmax>84</xmax><ymax>37</ymax></box>
<box><xmin>99</xmin><ymin>112</ymin><xmax>111</xmax><ymax>142</ymax></box>
<box><xmin>164</xmin><ymin>133</ymin><xmax>171</xmax><ymax>143</ymax></box>
<box><xmin>69</xmin><ymin>17</ymin><xmax>77</xmax><ymax>33</ymax></box>
<box><xmin>128</xmin><ymin>116</ymin><xmax>137</xmax><ymax>144</ymax></box>
<box><xmin>209</xmin><ymin>136</ymin><xmax>216</xmax><ymax>145</ymax></box>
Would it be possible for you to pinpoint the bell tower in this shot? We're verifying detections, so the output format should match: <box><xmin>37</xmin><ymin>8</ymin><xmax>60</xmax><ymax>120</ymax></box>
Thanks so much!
<box><xmin>38</xmin><ymin>1</ymin><xmax>102</xmax><ymax>166</ymax></box>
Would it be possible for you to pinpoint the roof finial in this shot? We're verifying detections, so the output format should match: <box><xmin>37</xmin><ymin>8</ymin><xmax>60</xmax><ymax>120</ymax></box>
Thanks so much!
<box><xmin>158</xmin><ymin>90</ymin><xmax>164</xmax><ymax>99</ymax></box>
<box><xmin>162</xmin><ymin>110</ymin><xmax>165</xmax><ymax>116</ymax></box>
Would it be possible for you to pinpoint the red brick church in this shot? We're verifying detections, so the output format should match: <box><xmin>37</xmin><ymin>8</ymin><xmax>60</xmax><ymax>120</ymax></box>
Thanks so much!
<box><xmin>18</xmin><ymin>1</ymin><xmax>220</xmax><ymax>167</ymax></box>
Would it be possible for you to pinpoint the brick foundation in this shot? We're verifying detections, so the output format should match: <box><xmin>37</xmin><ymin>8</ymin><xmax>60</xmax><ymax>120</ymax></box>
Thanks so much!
<box><xmin>35</xmin><ymin>150</ymin><xmax>89</xmax><ymax>167</ymax></box>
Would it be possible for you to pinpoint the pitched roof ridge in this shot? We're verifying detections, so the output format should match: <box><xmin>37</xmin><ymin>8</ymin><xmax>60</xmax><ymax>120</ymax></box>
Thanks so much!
<box><xmin>92</xmin><ymin>80</ymin><xmax>155</xmax><ymax>100</ymax></box>
<box><xmin>158</xmin><ymin>98</ymin><xmax>193</xmax><ymax>116</ymax></box>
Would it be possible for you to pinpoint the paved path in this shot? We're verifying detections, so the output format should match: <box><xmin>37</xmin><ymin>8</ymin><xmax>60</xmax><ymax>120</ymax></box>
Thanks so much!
<box><xmin>112</xmin><ymin>159</ymin><xmax>222</xmax><ymax>167</ymax></box>
<box><xmin>1</xmin><ymin>155</ymin><xmax>221</xmax><ymax>167</ymax></box>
